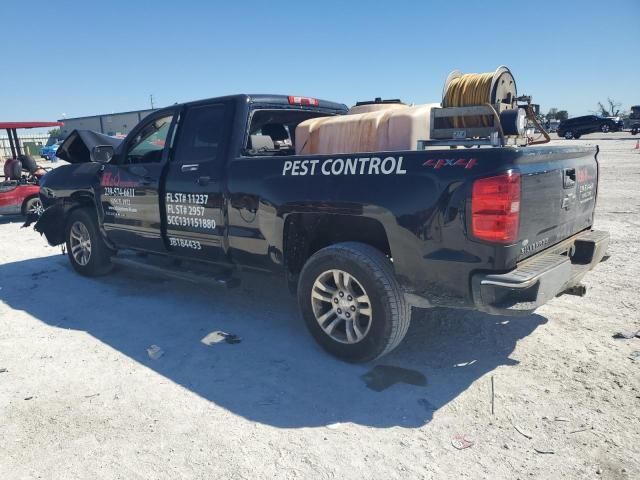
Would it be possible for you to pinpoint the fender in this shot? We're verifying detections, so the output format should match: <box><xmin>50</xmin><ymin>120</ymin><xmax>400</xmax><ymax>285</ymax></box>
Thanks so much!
<box><xmin>34</xmin><ymin>204</ymin><xmax>66</xmax><ymax>246</ymax></box>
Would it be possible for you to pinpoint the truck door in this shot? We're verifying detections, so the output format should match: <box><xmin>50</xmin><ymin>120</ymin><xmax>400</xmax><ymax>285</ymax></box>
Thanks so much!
<box><xmin>99</xmin><ymin>111</ymin><xmax>176</xmax><ymax>252</ymax></box>
<box><xmin>163</xmin><ymin>102</ymin><xmax>230</xmax><ymax>262</ymax></box>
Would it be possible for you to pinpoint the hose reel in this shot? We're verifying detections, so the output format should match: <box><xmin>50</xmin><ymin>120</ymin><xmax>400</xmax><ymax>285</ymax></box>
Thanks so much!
<box><xmin>426</xmin><ymin>66</ymin><xmax>549</xmax><ymax>147</ymax></box>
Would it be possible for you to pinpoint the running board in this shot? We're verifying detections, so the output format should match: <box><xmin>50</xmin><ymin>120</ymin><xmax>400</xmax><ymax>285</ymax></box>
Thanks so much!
<box><xmin>110</xmin><ymin>255</ymin><xmax>240</xmax><ymax>288</ymax></box>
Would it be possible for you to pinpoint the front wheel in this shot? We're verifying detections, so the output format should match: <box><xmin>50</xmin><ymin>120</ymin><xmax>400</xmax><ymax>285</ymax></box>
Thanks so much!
<box><xmin>298</xmin><ymin>242</ymin><xmax>410</xmax><ymax>362</ymax></box>
<box><xmin>601</xmin><ymin>124</ymin><xmax>610</xmax><ymax>133</ymax></box>
<box><xmin>65</xmin><ymin>208</ymin><xmax>114</xmax><ymax>276</ymax></box>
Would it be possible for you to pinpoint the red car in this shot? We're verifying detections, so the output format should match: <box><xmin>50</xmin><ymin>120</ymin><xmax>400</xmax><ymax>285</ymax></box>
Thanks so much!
<box><xmin>0</xmin><ymin>121</ymin><xmax>63</xmax><ymax>217</ymax></box>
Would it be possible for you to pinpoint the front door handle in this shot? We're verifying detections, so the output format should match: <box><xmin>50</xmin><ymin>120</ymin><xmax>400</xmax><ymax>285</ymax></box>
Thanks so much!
<box><xmin>130</xmin><ymin>165</ymin><xmax>148</xmax><ymax>177</ymax></box>
<box><xmin>182</xmin><ymin>164</ymin><xmax>199</xmax><ymax>173</ymax></box>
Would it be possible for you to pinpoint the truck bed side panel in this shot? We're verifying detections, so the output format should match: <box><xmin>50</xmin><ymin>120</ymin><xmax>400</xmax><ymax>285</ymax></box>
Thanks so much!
<box><xmin>226</xmin><ymin>145</ymin><xmax>598</xmax><ymax>306</ymax></box>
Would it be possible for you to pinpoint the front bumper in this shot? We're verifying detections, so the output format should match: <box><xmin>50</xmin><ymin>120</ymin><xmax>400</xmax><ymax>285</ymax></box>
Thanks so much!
<box><xmin>472</xmin><ymin>230</ymin><xmax>609</xmax><ymax>315</ymax></box>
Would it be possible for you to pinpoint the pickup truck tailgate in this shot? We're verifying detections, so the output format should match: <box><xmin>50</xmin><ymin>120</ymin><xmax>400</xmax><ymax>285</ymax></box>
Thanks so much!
<box><xmin>516</xmin><ymin>146</ymin><xmax>598</xmax><ymax>261</ymax></box>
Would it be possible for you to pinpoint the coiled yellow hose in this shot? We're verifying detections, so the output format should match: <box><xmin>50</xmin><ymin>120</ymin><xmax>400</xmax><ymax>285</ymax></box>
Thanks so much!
<box><xmin>442</xmin><ymin>69</ymin><xmax>551</xmax><ymax>145</ymax></box>
<box><xmin>442</xmin><ymin>72</ymin><xmax>496</xmax><ymax>128</ymax></box>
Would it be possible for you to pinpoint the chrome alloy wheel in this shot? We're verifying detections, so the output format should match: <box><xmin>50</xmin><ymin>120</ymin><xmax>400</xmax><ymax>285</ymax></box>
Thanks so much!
<box><xmin>29</xmin><ymin>199</ymin><xmax>44</xmax><ymax>216</ymax></box>
<box><xmin>70</xmin><ymin>221</ymin><xmax>92</xmax><ymax>266</ymax></box>
<box><xmin>311</xmin><ymin>269</ymin><xmax>372</xmax><ymax>344</ymax></box>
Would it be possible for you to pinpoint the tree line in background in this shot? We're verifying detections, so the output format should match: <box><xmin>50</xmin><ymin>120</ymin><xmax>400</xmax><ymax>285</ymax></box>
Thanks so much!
<box><xmin>545</xmin><ymin>108</ymin><xmax>569</xmax><ymax>121</ymax></box>
<box><xmin>595</xmin><ymin>98</ymin><xmax>622</xmax><ymax>118</ymax></box>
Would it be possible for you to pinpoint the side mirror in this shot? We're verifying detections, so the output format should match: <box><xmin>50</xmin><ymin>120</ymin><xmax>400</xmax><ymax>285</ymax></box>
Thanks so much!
<box><xmin>91</xmin><ymin>145</ymin><xmax>114</xmax><ymax>163</ymax></box>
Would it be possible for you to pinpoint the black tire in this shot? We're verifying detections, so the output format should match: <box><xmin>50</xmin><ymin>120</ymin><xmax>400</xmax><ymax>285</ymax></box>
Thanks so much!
<box><xmin>21</xmin><ymin>196</ymin><xmax>44</xmax><ymax>216</ymax></box>
<box><xmin>632</xmin><ymin>127</ymin><xmax>638</xmax><ymax>135</ymax></box>
<box><xmin>65</xmin><ymin>208</ymin><xmax>114</xmax><ymax>276</ymax></box>
<box><xmin>601</xmin><ymin>123</ymin><xmax>610</xmax><ymax>133</ymax></box>
<box><xmin>298</xmin><ymin>242</ymin><xmax>410</xmax><ymax>362</ymax></box>
<box><xmin>574</xmin><ymin>133</ymin><xmax>581</xmax><ymax>139</ymax></box>
<box><xmin>564</xmin><ymin>130</ymin><xmax>574</xmax><ymax>139</ymax></box>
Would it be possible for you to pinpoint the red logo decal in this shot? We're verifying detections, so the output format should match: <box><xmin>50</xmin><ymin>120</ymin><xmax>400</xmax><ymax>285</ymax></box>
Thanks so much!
<box><xmin>576</xmin><ymin>168</ymin><xmax>595</xmax><ymax>183</ymax></box>
<box><xmin>423</xmin><ymin>158</ymin><xmax>477</xmax><ymax>169</ymax></box>
<box><xmin>101</xmin><ymin>170</ymin><xmax>139</xmax><ymax>188</ymax></box>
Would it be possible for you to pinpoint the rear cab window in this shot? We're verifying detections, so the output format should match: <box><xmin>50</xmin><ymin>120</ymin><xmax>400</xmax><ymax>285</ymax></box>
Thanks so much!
<box><xmin>244</xmin><ymin>109</ymin><xmax>337</xmax><ymax>156</ymax></box>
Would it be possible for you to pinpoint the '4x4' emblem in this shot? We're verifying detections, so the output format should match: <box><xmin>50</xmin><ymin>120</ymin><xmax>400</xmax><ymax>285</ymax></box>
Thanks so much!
<box><xmin>423</xmin><ymin>158</ymin><xmax>477</xmax><ymax>169</ymax></box>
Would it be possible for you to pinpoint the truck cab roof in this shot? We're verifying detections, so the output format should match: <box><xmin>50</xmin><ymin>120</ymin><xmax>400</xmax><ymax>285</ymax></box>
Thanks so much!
<box><xmin>172</xmin><ymin>94</ymin><xmax>348</xmax><ymax>113</ymax></box>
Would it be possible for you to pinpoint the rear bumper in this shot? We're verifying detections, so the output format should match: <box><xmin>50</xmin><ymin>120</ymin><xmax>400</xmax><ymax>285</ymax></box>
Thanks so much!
<box><xmin>471</xmin><ymin>229</ymin><xmax>609</xmax><ymax>315</ymax></box>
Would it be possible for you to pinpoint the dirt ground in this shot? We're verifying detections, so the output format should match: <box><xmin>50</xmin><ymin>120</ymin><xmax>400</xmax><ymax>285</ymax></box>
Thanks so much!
<box><xmin>1</xmin><ymin>133</ymin><xmax>638</xmax><ymax>479</ymax></box>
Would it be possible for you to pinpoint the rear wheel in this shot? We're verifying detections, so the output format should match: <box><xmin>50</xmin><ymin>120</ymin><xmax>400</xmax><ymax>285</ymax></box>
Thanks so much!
<box><xmin>632</xmin><ymin>127</ymin><xmax>638</xmax><ymax>135</ymax></box>
<box><xmin>601</xmin><ymin>123</ymin><xmax>610</xmax><ymax>133</ymax></box>
<box><xmin>564</xmin><ymin>130</ymin><xmax>574</xmax><ymax>139</ymax></box>
<box><xmin>65</xmin><ymin>208</ymin><xmax>114</xmax><ymax>276</ymax></box>
<box><xmin>298</xmin><ymin>242</ymin><xmax>410</xmax><ymax>362</ymax></box>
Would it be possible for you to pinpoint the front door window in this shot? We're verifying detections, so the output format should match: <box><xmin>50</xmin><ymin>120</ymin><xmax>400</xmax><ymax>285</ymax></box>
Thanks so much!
<box><xmin>126</xmin><ymin>115</ymin><xmax>174</xmax><ymax>164</ymax></box>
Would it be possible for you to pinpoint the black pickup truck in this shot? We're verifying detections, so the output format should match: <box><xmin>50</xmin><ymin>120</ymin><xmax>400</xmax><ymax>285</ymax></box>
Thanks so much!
<box><xmin>34</xmin><ymin>94</ymin><xmax>609</xmax><ymax>362</ymax></box>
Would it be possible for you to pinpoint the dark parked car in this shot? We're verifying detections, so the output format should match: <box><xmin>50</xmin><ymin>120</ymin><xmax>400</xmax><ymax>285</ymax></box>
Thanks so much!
<box><xmin>629</xmin><ymin>105</ymin><xmax>640</xmax><ymax>135</ymax></box>
<box><xmin>557</xmin><ymin>115</ymin><xmax>623</xmax><ymax>139</ymax></box>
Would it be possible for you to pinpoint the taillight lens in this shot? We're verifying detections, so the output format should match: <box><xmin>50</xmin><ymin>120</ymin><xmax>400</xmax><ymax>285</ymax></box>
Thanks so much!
<box><xmin>471</xmin><ymin>172</ymin><xmax>520</xmax><ymax>244</ymax></box>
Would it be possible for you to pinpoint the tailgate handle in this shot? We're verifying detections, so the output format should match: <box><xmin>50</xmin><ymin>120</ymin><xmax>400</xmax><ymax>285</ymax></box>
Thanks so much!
<box><xmin>563</xmin><ymin>168</ymin><xmax>576</xmax><ymax>189</ymax></box>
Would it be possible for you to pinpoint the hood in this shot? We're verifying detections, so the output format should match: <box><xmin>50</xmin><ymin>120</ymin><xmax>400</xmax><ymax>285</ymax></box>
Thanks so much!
<box><xmin>56</xmin><ymin>129</ymin><xmax>123</xmax><ymax>163</ymax></box>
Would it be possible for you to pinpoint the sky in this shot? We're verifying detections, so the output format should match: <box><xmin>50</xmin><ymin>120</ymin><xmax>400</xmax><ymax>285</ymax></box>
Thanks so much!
<box><xmin>2</xmin><ymin>0</ymin><xmax>639</xmax><ymax>123</ymax></box>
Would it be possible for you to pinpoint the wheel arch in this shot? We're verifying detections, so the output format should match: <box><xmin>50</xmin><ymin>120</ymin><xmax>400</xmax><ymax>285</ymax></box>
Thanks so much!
<box><xmin>34</xmin><ymin>192</ymin><xmax>98</xmax><ymax>246</ymax></box>
<box><xmin>283</xmin><ymin>213</ymin><xmax>392</xmax><ymax>278</ymax></box>
<box><xmin>20</xmin><ymin>194</ymin><xmax>40</xmax><ymax>215</ymax></box>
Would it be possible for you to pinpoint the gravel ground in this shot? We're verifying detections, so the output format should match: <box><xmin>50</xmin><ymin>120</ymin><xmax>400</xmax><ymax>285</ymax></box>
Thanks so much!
<box><xmin>1</xmin><ymin>133</ymin><xmax>638</xmax><ymax>479</ymax></box>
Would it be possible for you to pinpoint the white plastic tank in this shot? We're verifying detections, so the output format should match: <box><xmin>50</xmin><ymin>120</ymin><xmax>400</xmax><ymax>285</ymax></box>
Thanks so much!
<box><xmin>296</xmin><ymin>102</ymin><xmax>439</xmax><ymax>155</ymax></box>
<box><xmin>347</xmin><ymin>103</ymin><xmax>409</xmax><ymax>115</ymax></box>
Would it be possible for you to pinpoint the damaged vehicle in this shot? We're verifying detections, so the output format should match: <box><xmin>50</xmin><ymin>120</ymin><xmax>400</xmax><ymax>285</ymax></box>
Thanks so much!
<box><xmin>1</xmin><ymin>121</ymin><xmax>63</xmax><ymax>217</ymax></box>
<box><xmin>33</xmin><ymin>93</ymin><xmax>609</xmax><ymax>362</ymax></box>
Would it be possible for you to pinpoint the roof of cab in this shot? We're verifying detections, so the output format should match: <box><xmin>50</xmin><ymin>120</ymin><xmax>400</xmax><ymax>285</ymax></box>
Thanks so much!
<box><xmin>177</xmin><ymin>94</ymin><xmax>348</xmax><ymax>112</ymax></box>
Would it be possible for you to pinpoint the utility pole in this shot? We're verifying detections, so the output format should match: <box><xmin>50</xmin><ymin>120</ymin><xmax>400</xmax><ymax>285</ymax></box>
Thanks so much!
<box><xmin>150</xmin><ymin>94</ymin><xmax>155</xmax><ymax>110</ymax></box>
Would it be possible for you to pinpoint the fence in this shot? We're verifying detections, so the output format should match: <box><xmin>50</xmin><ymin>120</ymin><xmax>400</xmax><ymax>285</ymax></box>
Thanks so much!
<box><xmin>0</xmin><ymin>134</ymin><xmax>51</xmax><ymax>158</ymax></box>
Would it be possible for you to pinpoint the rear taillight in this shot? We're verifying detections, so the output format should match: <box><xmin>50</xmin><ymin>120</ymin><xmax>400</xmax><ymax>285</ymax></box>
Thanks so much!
<box><xmin>471</xmin><ymin>172</ymin><xmax>520</xmax><ymax>244</ymax></box>
<box><xmin>288</xmin><ymin>95</ymin><xmax>319</xmax><ymax>106</ymax></box>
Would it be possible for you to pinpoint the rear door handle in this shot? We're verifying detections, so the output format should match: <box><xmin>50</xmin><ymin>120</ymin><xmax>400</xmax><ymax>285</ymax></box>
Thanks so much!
<box><xmin>182</xmin><ymin>164</ymin><xmax>199</xmax><ymax>173</ymax></box>
<box><xmin>197</xmin><ymin>176</ymin><xmax>211</xmax><ymax>186</ymax></box>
